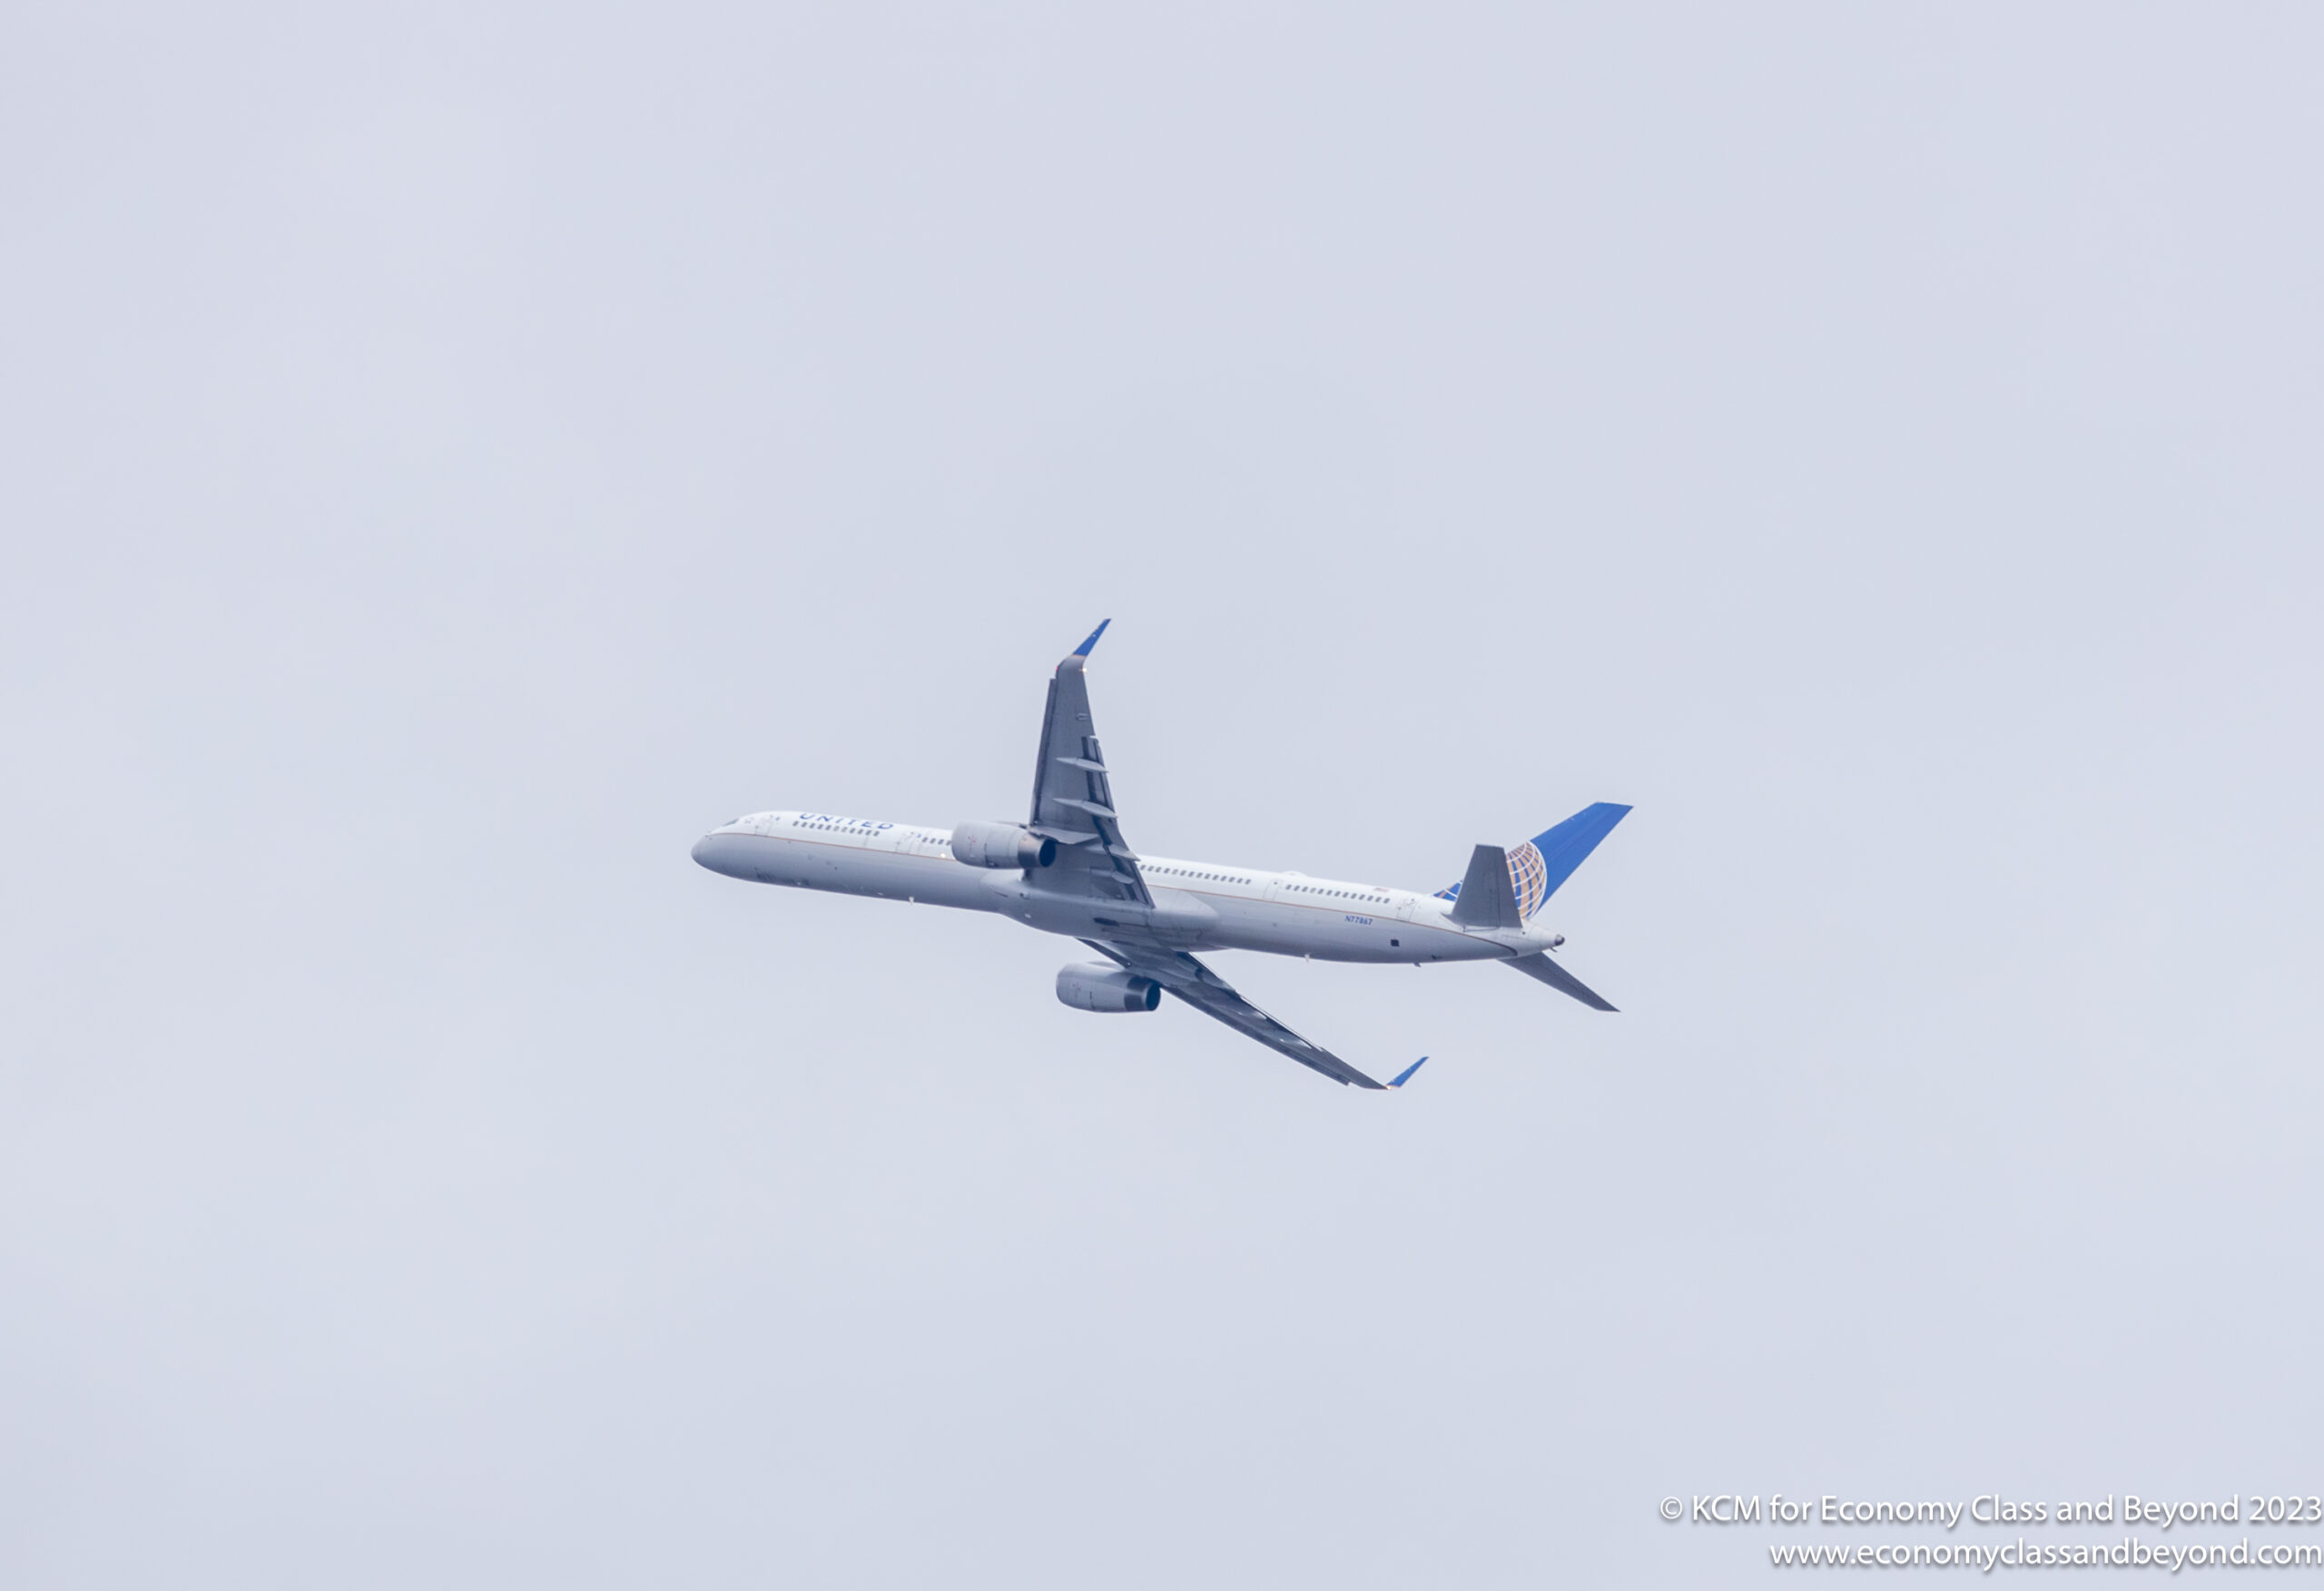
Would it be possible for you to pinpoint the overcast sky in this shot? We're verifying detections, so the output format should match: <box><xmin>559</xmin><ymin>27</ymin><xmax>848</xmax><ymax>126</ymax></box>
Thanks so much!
<box><xmin>5</xmin><ymin>5</ymin><xmax>2320</xmax><ymax>1586</ymax></box>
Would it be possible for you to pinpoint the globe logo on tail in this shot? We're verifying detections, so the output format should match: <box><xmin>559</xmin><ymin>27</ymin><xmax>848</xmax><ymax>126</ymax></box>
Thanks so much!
<box><xmin>1507</xmin><ymin>840</ymin><xmax>1550</xmax><ymax>920</ymax></box>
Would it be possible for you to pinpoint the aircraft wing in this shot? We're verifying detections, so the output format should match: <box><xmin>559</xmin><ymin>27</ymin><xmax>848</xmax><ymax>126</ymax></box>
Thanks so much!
<box><xmin>1028</xmin><ymin>621</ymin><xmax>1153</xmax><ymax>908</ymax></box>
<box><xmin>1080</xmin><ymin>939</ymin><xmax>1389</xmax><ymax>1089</ymax></box>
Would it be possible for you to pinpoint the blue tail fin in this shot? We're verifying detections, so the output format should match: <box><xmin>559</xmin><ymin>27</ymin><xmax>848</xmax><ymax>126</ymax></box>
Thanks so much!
<box><xmin>1437</xmin><ymin>801</ymin><xmax>1631</xmax><ymax>920</ymax></box>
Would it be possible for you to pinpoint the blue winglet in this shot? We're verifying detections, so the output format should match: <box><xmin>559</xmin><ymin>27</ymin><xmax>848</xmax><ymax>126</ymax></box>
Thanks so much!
<box><xmin>1388</xmin><ymin>1056</ymin><xmax>1429</xmax><ymax>1089</ymax></box>
<box><xmin>1072</xmin><ymin>619</ymin><xmax>1112</xmax><ymax>657</ymax></box>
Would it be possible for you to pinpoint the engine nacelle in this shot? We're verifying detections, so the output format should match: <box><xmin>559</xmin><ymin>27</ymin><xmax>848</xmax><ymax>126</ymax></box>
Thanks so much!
<box><xmin>950</xmin><ymin>820</ymin><xmax>1056</xmax><ymax>869</ymax></box>
<box><xmin>1056</xmin><ymin>962</ymin><xmax>1161</xmax><ymax>1014</ymax></box>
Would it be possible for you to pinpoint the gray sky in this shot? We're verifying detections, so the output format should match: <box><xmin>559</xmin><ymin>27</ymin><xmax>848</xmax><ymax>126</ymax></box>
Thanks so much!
<box><xmin>5</xmin><ymin>5</ymin><xmax>2319</xmax><ymax>1586</ymax></box>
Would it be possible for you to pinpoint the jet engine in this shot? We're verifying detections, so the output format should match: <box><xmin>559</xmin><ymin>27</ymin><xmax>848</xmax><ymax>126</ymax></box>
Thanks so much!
<box><xmin>950</xmin><ymin>820</ymin><xmax>1056</xmax><ymax>869</ymax></box>
<box><xmin>1056</xmin><ymin>962</ymin><xmax>1161</xmax><ymax>1013</ymax></box>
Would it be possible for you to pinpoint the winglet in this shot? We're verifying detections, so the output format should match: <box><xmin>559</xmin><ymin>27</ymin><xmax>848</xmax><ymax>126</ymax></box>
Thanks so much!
<box><xmin>1387</xmin><ymin>1055</ymin><xmax>1429</xmax><ymax>1089</ymax></box>
<box><xmin>1072</xmin><ymin>619</ymin><xmax>1112</xmax><ymax>657</ymax></box>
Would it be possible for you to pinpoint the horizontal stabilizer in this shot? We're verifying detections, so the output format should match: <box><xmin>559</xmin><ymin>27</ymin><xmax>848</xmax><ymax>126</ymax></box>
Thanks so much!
<box><xmin>1505</xmin><ymin>952</ymin><xmax>1618</xmax><ymax>1012</ymax></box>
<box><xmin>1447</xmin><ymin>845</ymin><xmax>1523</xmax><ymax>929</ymax></box>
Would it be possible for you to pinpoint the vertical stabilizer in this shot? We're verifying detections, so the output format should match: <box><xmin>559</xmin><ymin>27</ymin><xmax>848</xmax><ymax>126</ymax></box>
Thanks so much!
<box><xmin>1438</xmin><ymin>802</ymin><xmax>1631</xmax><ymax>922</ymax></box>
<box><xmin>1525</xmin><ymin>802</ymin><xmax>1632</xmax><ymax>909</ymax></box>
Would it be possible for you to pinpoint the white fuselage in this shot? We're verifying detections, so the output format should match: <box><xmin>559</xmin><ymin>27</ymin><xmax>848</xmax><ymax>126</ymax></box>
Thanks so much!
<box><xmin>692</xmin><ymin>810</ymin><xmax>1561</xmax><ymax>966</ymax></box>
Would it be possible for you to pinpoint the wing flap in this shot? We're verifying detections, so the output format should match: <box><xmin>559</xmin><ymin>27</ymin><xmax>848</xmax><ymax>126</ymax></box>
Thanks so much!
<box><xmin>1027</xmin><ymin>625</ymin><xmax>1152</xmax><ymax>908</ymax></box>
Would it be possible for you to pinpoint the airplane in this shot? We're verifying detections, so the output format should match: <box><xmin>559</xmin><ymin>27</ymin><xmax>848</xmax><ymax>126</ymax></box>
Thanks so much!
<box><xmin>690</xmin><ymin>621</ymin><xmax>1630</xmax><ymax>1089</ymax></box>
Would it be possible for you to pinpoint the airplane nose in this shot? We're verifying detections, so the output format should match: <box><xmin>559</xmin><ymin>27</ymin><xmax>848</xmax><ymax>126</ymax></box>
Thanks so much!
<box><xmin>691</xmin><ymin>833</ymin><xmax>747</xmax><ymax>879</ymax></box>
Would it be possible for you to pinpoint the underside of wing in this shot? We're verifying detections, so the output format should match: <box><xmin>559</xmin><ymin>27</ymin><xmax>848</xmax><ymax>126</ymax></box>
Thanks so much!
<box><xmin>1029</xmin><ymin>623</ymin><xmax>1152</xmax><ymax>908</ymax></box>
<box><xmin>1080</xmin><ymin>939</ymin><xmax>1386</xmax><ymax>1089</ymax></box>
